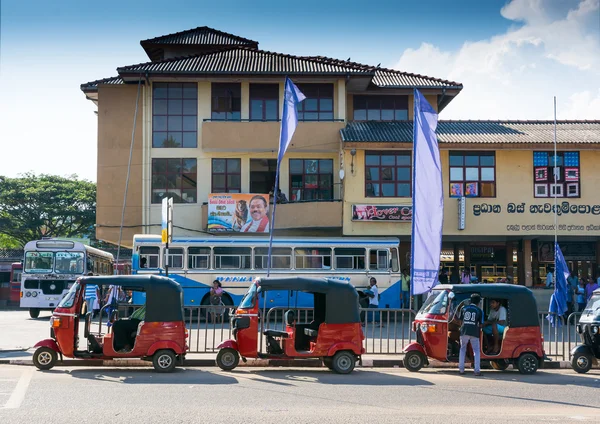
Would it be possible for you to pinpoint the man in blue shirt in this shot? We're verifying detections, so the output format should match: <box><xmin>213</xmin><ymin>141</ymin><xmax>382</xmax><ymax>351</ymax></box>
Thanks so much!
<box><xmin>457</xmin><ymin>293</ymin><xmax>484</xmax><ymax>376</ymax></box>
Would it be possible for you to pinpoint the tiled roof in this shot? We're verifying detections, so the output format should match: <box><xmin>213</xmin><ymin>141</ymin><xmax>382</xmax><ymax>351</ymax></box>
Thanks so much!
<box><xmin>80</xmin><ymin>76</ymin><xmax>124</xmax><ymax>92</ymax></box>
<box><xmin>341</xmin><ymin>121</ymin><xmax>600</xmax><ymax>144</ymax></box>
<box><xmin>140</xmin><ymin>26</ymin><xmax>258</xmax><ymax>47</ymax></box>
<box><xmin>118</xmin><ymin>47</ymin><xmax>375</xmax><ymax>76</ymax></box>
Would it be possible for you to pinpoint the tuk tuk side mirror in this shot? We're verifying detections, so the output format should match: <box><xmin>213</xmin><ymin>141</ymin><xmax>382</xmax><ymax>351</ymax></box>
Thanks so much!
<box><xmin>448</xmin><ymin>292</ymin><xmax>455</xmax><ymax>300</ymax></box>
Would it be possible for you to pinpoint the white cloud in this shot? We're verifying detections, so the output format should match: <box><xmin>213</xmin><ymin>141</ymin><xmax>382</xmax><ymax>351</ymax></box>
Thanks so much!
<box><xmin>394</xmin><ymin>0</ymin><xmax>600</xmax><ymax>119</ymax></box>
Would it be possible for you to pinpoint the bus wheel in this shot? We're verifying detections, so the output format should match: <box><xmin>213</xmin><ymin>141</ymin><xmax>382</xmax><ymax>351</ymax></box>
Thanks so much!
<box><xmin>33</xmin><ymin>347</ymin><xmax>57</xmax><ymax>370</ymax></box>
<box><xmin>29</xmin><ymin>308</ymin><xmax>40</xmax><ymax>319</ymax></box>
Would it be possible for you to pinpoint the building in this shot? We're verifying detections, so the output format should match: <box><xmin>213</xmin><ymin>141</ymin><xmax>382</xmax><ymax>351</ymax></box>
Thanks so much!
<box><xmin>81</xmin><ymin>26</ymin><xmax>600</xmax><ymax>286</ymax></box>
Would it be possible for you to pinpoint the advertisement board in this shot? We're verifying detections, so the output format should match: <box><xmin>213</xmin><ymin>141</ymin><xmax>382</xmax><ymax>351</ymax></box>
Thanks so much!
<box><xmin>208</xmin><ymin>193</ymin><xmax>271</xmax><ymax>233</ymax></box>
<box><xmin>351</xmin><ymin>205</ymin><xmax>412</xmax><ymax>222</ymax></box>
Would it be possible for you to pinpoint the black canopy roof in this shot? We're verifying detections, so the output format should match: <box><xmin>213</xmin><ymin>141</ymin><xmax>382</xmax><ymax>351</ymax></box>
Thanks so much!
<box><xmin>433</xmin><ymin>284</ymin><xmax>539</xmax><ymax>328</ymax></box>
<box><xmin>80</xmin><ymin>275</ymin><xmax>183</xmax><ymax>322</ymax></box>
<box><xmin>256</xmin><ymin>277</ymin><xmax>360</xmax><ymax>324</ymax></box>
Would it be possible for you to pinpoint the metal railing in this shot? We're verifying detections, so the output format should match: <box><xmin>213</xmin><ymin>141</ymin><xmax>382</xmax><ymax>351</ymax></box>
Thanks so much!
<box><xmin>538</xmin><ymin>311</ymin><xmax>582</xmax><ymax>361</ymax></box>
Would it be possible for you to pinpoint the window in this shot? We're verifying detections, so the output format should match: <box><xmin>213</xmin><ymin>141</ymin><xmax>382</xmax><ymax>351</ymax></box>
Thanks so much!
<box><xmin>214</xmin><ymin>247</ymin><xmax>251</xmax><ymax>269</ymax></box>
<box><xmin>250</xmin><ymin>84</ymin><xmax>279</xmax><ymax>121</ymax></box>
<box><xmin>449</xmin><ymin>152</ymin><xmax>496</xmax><ymax>198</ymax></box>
<box><xmin>533</xmin><ymin>151</ymin><xmax>580</xmax><ymax>198</ymax></box>
<box><xmin>166</xmin><ymin>248</ymin><xmax>184</xmax><ymax>269</ymax></box>
<box><xmin>188</xmin><ymin>247</ymin><xmax>210</xmax><ymax>269</ymax></box>
<box><xmin>254</xmin><ymin>248</ymin><xmax>292</xmax><ymax>269</ymax></box>
<box><xmin>289</xmin><ymin>159</ymin><xmax>333</xmax><ymax>201</ymax></box>
<box><xmin>153</xmin><ymin>83</ymin><xmax>197</xmax><ymax>148</ymax></box>
<box><xmin>334</xmin><ymin>248</ymin><xmax>366</xmax><ymax>270</ymax></box>
<box><xmin>296</xmin><ymin>84</ymin><xmax>334</xmax><ymax>121</ymax></box>
<box><xmin>294</xmin><ymin>248</ymin><xmax>332</xmax><ymax>269</ymax></box>
<box><xmin>212</xmin><ymin>159</ymin><xmax>241</xmax><ymax>193</ymax></box>
<box><xmin>353</xmin><ymin>95</ymin><xmax>408</xmax><ymax>121</ymax></box>
<box><xmin>365</xmin><ymin>151</ymin><xmax>411</xmax><ymax>197</ymax></box>
<box><xmin>369</xmin><ymin>249</ymin><xmax>389</xmax><ymax>270</ymax></box>
<box><xmin>139</xmin><ymin>246</ymin><xmax>160</xmax><ymax>268</ymax></box>
<box><xmin>152</xmin><ymin>158</ymin><xmax>197</xmax><ymax>203</ymax></box>
<box><xmin>211</xmin><ymin>83</ymin><xmax>241</xmax><ymax>120</ymax></box>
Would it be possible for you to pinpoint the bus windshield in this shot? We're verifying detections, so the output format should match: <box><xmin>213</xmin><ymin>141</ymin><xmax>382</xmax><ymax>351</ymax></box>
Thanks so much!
<box><xmin>239</xmin><ymin>283</ymin><xmax>258</xmax><ymax>309</ymax></box>
<box><xmin>55</xmin><ymin>252</ymin><xmax>85</xmax><ymax>274</ymax></box>
<box><xmin>24</xmin><ymin>252</ymin><xmax>53</xmax><ymax>273</ymax></box>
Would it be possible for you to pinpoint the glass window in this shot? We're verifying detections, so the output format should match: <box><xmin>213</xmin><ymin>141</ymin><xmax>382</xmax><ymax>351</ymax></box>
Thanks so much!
<box><xmin>188</xmin><ymin>247</ymin><xmax>210</xmax><ymax>269</ymax></box>
<box><xmin>55</xmin><ymin>252</ymin><xmax>85</xmax><ymax>274</ymax></box>
<box><xmin>254</xmin><ymin>248</ymin><xmax>292</xmax><ymax>269</ymax></box>
<box><xmin>214</xmin><ymin>247</ymin><xmax>251</xmax><ymax>269</ymax></box>
<box><xmin>448</xmin><ymin>152</ymin><xmax>496</xmax><ymax>198</ymax></box>
<box><xmin>365</xmin><ymin>151</ymin><xmax>411</xmax><ymax>197</ymax></box>
<box><xmin>239</xmin><ymin>283</ymin><xmax>258</xmax><ymax>309</ymax></box>
<box><xmin>139</xmin><ymin>246</ymin><xmax>160</xmax><ymax>268</ymax></box>
<box><xmin>166</xmin><ymin>248</ymin><xmax>184</xmax><ymax>269</ymax></box>
<box><xmin>533</xmin><ymin>151</ymin><xmax>580</xmax><ymax>198</ymax></box>
<box><xmin>24</xmin><ymin>251</ymin><xmax>53</xmax><ymax>273</ymax></box>
<box><xmin>152</xmin><ymin>158</ymin><xmax>197</xmax><ymax>203</ymax></box>
<box><xmin>212</xmin><ymin>158</ymin><xmax>241</xmax><ymax>193</ymax></box>
<box><xmin>294</xmin><ymin>248</ymin><xmax>332</xmax><ymax>269</ymax></box>
<box><xmin>419</xmin><ymin>290</ymin><xmax>448</xmax><ymax>315</ymax></box>
<box><xmin>353</xmin><ymin>95</ymin><xmax>408</xmax><ymax>121</ymax></box>
<box><xmin>57</xmin><ymin>282</ymin><xmax>80</xmax><ymax>309</ymax></box>
<box><xmin>296</xmin><ymin>84</ymin><xmax>334</xmax><ymax>121</ymax></box>
<box><xmin>211</xmin><ymin>83</ymin><xmax>241</xmax><ymax>120</ymax></box>
<box><xmin>153</xmin><ymin>83</ymin><xmax>197</xmax><ymax>148</ymax></box>
<box><xmin>369</xmin><ymin>249</ymin><xmax>389</xmax><ymax>270</ymax></box>
<box><xmin>289</xmin><ymin>159</ymin><xmax>334</xmax><ymax>202</ymax></box>
<box><xmin>250</xmin><ymin>84</ymin><xmax>279</xmax><ymax>121</ymax></box>
<box><xmin>334</xmin><ymin>248</ymin><xmax>366</xmax><ymax>270</ymax></box>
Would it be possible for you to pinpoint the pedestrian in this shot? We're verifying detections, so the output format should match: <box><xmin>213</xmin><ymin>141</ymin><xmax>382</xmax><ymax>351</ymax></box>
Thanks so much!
<box><xmin>545</xmin><ymin>267</ymin><xmax>554</xmax><ymax>289</ymax></box>
<box><xmin>585</xmin><ymin>277</ymin><xmax>598</xmax><ymax>301</ymax></box>
<box><xmin>104</xmin><ymin>284</ymin><xmax>121</xmax><ymax>326</ymax></box>
<box><xmin>84</xmin><ymin>273</ymin><xmax>100</xmax><ymax>319</ymax></box>
<box><xmin>566</xmin><ymin>271</ymin><xmax>578</xmax><ymax>316</ymax></box>
<box><xmin>450</xmin><ymin>267</ymin><xmax>460</xmax><ymax>285</ymax></box>
<box><xmin>457</xmin><ymin>293</ymin><xmax>484</xmax><ymax>376</ymax></box>
<box><xmin>365</xmin><ymin>277</ymin><xmax>380</xmax><ymax>323</ymax></box>
<box><xmin>209</xmin><ymin>280</ymin><xmax>224</xmax><ymax>323</ymax></box>
<box><xmin>400</xmin><ymin>269</ymin><xmax>410</xmax><ymax>309</ymax></box>
<box><xmin>461</xmin><ymin>268</ymin><xmax>472</xmax><ymax>284</ymax></box>
<box><xmin>576</xmin><ymin>280</ymin><xmax>586</xmax><ymax>312</ymax></box>
<box><xmin>438</xmin><ymin>268</ymin><xmax>449</xmax><ymax>285</ymax></box>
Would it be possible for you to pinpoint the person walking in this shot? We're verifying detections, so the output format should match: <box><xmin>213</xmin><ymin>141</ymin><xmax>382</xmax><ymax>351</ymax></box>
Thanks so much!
<box><xmin>400</xmin><ymin>269</ymin><xmax>410</xmax><ymax>309</ymax></box>
<box><xmin>576</xmin><ymin>280</ymin><xmax>587</xmax><ymax>312</ymax></box>
<box><xmin>585</xmin><ymin>277</ymin><xmax>598</xmax><ymax>301</ymax></box>
<box><xmin>457</xmin><ymin>293</ymin><xmax>484</xmax><ymax>376</ymax></box>
<box><xmin>461</xmin><ymin>268</ymin><xmax>472</xmax><ymax>285</ymax></box>
<box><xmin>545</xmin><ymin>267</ymin><xmax>554</xmax><ymax>289</ymax></box>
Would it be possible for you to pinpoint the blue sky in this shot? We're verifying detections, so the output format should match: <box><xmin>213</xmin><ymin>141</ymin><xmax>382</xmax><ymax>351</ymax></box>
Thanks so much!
<box><xmin>1</xmin><ymin>0</ymin><xmax>598</xmax><ymax>181</ymax></box>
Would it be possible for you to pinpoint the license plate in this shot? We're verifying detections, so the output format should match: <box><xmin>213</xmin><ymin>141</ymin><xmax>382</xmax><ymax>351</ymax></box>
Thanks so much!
<box><xmin>46</xmin><ymin>297</ymin><xmax>58</xmax><ymax>301</ymax></box>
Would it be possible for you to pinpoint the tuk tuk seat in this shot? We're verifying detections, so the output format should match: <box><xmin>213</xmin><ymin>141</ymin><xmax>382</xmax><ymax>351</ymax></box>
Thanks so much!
<box><xmin>264</xmin><ymin>329</ymin><xmax>289</xmax><ymax>338</ymax></box>
<box><xmin>304</xmin><ymin>328</ymin><xmax>318</xmax><ymax>338</ymax></box>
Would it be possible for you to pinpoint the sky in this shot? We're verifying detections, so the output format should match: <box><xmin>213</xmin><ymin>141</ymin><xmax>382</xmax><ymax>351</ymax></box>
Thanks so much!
<box><xmin>1</xmin><ymin>0</ymin><xmax>598</xmax><ymax>182</ymax></box>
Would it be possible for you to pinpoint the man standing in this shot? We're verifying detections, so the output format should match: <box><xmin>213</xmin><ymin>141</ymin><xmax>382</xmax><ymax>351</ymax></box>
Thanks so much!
<box><xmin>458</xmin><ymin>293</ymin><xmax>483</xmax><ymax>376</ymax></box>
<box><xmin>545</xmin><ymin>267</ymin><xmax>554</xmax><ymax>289</ymax></box>
<box><xmin>241</xmin><ymin>195</ymin><xmax>270</xmax><ymax>233</ymax></box>
<box><xmin>366</xmin><ymin>277</ymin><xmax>379</xmax><ymax>323</ymax></box>
<box><xmin>400</xmin><ymin>269</ymin><xmax>410</xmax><ymax>309</ymax></box>
<box><xmin>438</xmin><ymin>268</ymin><xmax>449</xmax><ymax>284</ymax></box>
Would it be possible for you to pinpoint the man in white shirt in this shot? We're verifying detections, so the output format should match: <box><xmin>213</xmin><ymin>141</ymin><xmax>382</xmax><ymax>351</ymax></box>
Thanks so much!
<box><xmin>545</xmin><ymin>269</ymin><xmax>554</xmax><ymax>289</ymax></box>
<box><xmin>483</xmin><ymin>299</ymin><xmax>507</xmax><ymax>354</ymax></box>
<box><xmin>364</xmin><ymin>277</ymin><xmax>381</xmax><ymax>324</ymax></box>
<box><xmin>241</xmin><ymin>195</ymin><xmax>270</xmax><ymax>233</ymax></box>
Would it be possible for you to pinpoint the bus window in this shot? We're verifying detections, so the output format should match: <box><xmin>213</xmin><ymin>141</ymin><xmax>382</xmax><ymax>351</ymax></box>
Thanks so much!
<box><xmin>140</xmin><ymin>246</ymin><xmax>160</xmax><ymax>268</ymax></box>
<box><xmin>188</xmin><ymin>247</ymin><xmax>210</xmax><ymax>269</ymax></box>
<box><xmin>391</xmin><ymin>248</ymin><xmax>399</xmax><ymax>272</ymax></box>
<box><xmin>334</xmin><ymin>248</ymin><xmax>366</xmax><ymax>270</ymax></box>
<box><xmin>166</xmin><ymin>248</ymin><xmax>184</xmax><ymax>269</ymax></box>
<box><xmin>214</xmin><ymin>247</ymin><xmax>251</xmax><ymax>270</ymax></box>
<box><xmin>254</xmin><ymin>248</ymin><xmax>292</xmax><ymax>269</ymax></box>
<box><xmin>369</xmin><ymin>249</ymin><xmax>389</xmax><ymax>271</ymax></box>
<box><xmin>24</xmin><ymin>252</ymin><xmax>53</xmax><ymax>273</ymax></box>
<box><xmin>295</xmin><ymin>248</ymin><xmax>332</xmax><ymax>270</ymax></box>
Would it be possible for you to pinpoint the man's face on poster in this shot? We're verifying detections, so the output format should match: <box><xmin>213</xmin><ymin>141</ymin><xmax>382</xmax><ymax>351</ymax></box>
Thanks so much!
<box><xmin>250</xmin><ymin>198</ymin><xmax>267</xmax><ymax>221</ymax></box>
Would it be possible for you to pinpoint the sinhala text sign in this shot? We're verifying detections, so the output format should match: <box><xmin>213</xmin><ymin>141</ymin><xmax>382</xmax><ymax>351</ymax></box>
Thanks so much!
<box><xmin>208</xmin><ymin>193</ymin><xmax>271</xmax><ymax>233</ymax></box>
<box><xmin>351</xmin><ymin>205</ymin><xmax>412</xmax><ymax>222</ymax></box>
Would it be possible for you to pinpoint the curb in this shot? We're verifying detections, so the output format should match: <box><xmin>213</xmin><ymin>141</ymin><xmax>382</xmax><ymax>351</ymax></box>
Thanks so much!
<box><xmin>0</xmin><ymin>357</ymin><xmax>575</xmax><ymax>369</ymax></box>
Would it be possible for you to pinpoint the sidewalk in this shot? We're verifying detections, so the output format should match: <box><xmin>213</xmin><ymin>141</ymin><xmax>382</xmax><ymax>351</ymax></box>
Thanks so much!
<box><xmin>0</xmin><ymin>349</ymin><xmax>574</xmax><ymax>369</ymax></box>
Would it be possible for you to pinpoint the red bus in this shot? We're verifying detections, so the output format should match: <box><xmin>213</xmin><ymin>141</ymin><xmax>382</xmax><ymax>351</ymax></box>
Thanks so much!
<box><xmin>10</xmin><ymin>262</ymin><xmax>22</xmax><ymax>304</ymax></box>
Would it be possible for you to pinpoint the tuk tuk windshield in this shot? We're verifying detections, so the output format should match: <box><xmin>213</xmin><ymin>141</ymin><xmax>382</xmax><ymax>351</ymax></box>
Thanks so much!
<box><xmin>584</xmin><ymin>294</ymin><xmax>600</xmax><ymax>314</ymax></box>
<box><xmin>57</xmin><ymin>282</ymin><xmax>79</xmax><ymax>308</ymax></box>
<box><xmin>419</xmin><ymin>290</ymin><xmax>449</xmax><ymax>316</ymax></box>
<box><xmin>239</xmin><ymin>283</ymin><xmax>259</xmax><ymax>309</ymax></box>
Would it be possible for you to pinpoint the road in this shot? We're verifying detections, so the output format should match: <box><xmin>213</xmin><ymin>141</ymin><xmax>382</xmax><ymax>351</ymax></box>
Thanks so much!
<box><xmin>1</xmin><ymin>365</ymin><xmax>599</xmax><ymax>424</ymax></box>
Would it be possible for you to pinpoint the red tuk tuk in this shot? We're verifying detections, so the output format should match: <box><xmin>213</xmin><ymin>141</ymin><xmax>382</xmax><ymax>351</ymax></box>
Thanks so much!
<box><xmin>216</xmin><ymin>277</ymin><xmax>365</xmax><ymax>374</ymax></box>
<box><xmin>404</xmin><ymin>284</ymin><xmax>544</xmax><ymax>374</ymax></box>
<box><xmin>32</xmin><ymin>275</ymin><xmax>188</xmax><ymax>372</ymax></box>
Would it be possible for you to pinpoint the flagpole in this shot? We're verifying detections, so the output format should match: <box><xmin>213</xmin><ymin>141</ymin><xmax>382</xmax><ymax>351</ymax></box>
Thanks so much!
<box><xmin>553</xmin><ymin>96</ymin><xmax>558</xmax><ymax>276</ymax></box>
<box><xmin>266</xmin><ymin>162</ymin><xmax>281</xmax><ymax>277</ymax></box>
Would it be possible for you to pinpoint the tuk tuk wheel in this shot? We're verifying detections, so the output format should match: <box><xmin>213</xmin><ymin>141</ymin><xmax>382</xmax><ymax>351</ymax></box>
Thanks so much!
<box><xmin>517</xmin><ymin>353</ymin><xmax>539</xmax><ymax>375</ymax></box>
<box><xmin>571</xmin><ymin>352</ymin><xmax>593</xmax><ymax>374</ymax></box>
<box><xmin>33</xmin><ymin>347</ymin><xmax>57</xmax><ymax>371</ymax></box>
<box><xmin>216</xmin><ymin>348</ymin><xmax>239</xmax><ymax>371</ymax></box>
<box><xmin>490</xmin><ymin>359</ymin><xmax>510</xmax><ymax>371</ymax></box>
<box><xmin>29</xmin><ymin>308</ymin><xmax>40</xmax><ymax>319</ymax></box>
<box><xmin>331</xmin><ymin>351</ymin><xmax>356</xmax><ymax>374</ymax></box>
<box><xmin>404</xmin><ymin>351</ymin><xmax>426</xmax><ymax>372</ymax></box>
<box><xmin>152</xmin><ymin>350</ymin><xmax>177</xmax><ymax>373</ymax></box>
<box><xmin>323</xmin><ymin>357</ymin><xmax>334</xmax><ymax>370</ymax></box>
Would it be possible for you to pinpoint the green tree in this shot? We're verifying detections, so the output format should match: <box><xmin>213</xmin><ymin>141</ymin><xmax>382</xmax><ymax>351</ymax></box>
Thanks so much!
<box><xmin>0</xmin><ymin>234</ymin><xmax>21</xmax><ymax>248</ymax></box>
<box><xmin>0</xmin><ymin>174</ymin><xmax>96</xmax><ymax>246</ymax></box>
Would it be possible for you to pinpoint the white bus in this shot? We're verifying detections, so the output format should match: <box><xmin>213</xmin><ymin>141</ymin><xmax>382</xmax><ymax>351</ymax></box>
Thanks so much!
<box><xmin>131</xmin><ymin>234</ymin><xmax>402</xmax><ymax>309</ymax></box>
<box><xmin>21</xmin><ymin>239</ymin><xmax>114</xmax><ymax>318</ymax></box>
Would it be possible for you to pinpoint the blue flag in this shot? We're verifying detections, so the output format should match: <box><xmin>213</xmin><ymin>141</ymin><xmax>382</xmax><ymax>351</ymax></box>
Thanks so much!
<box><xmin>548</xmin><ymin>242</ymin><xmax>569</xmax><ymax>326</ymax></box>
<box><xmin>267</xmin><ymin>78</ymin><xmax>305</xmax><ymax>275</ymax></box>
<box><xmin>410</xmin><ymin>89</ymin><xmax>443</xmax><ymax>295</ymax></box>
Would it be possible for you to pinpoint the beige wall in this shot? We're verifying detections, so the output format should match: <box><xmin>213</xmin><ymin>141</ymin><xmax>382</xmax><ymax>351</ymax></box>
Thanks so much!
<box><xmin>342</xmin><ymin>148</ymin><xmax>600</xmax><ymax>238</ymax></box>
<box><xmin>96</xmin><ymin>85</ymin><xmax>144</xmax><ymax>247</ymax></box>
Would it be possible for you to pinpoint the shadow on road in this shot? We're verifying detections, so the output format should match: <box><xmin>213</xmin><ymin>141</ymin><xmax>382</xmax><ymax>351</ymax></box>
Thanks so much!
<box><xmin>248</xmin><ymin>369</ymin><xmax>435</xmax><ymax>386</ymax></box>
<box><xmin>46</xmin><ymin>368</ymin><xmax>239</xmax><ymax>385</ymax></box>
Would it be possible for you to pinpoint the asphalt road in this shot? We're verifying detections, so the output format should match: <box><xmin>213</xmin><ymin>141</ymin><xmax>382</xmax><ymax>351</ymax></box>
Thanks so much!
<box><xmin>1</xmin><ymin>365</ymin><xmax>599</xmax><ymax>424</ymax></box>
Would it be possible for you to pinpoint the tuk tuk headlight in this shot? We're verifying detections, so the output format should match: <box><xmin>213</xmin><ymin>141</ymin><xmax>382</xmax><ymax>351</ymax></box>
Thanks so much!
<box><xmin>420</xmin><ymin>323</ymin><xmax>428</xmax><ymax>332</ymax></box>
<box><xmin>32</xmin><ymin>291</ymin><xmax>38</xmax><ymax>297</ymax></box>
<box><xmin>576</xmin><ymin>324</ymin><xmax>583</xmax><ymax>334</ymax></box>
<box><xmin>25</xmin><ymin>291</ymin><xmax>32</xmax><ymax>297</ymax></box>
<box><xmin>592</xmin><ymin>326</ymin><xmax>599</xmax><ymax>335</ymax></box>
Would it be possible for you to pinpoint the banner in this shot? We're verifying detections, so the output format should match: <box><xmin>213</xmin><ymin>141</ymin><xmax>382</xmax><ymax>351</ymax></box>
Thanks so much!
<box><xmin>208</xmin><ymin>193</ymin><xmax>271</xmax><ymax>233</ymax></box>
<box><xmin>352</xmin><ymin>205</ymin><xmax>412</xmax><ymax>222</ymax></box>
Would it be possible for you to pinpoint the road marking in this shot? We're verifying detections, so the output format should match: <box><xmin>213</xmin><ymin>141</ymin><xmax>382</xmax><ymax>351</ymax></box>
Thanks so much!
<box><xmin>3</xmin><ymin>368</ymin><xmax>33</xmax><ymax>409</ymax></box>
